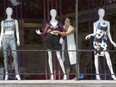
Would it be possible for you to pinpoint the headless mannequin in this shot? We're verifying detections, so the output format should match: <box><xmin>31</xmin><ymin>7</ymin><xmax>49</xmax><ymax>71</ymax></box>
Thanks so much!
<box><xmin>36</xmin><ymin>9</ymin><xmax>67</xmax><ymax>80</ymax></box>
<box><xmin>0</xmin><ymin>7</ymin><xmax>20</xmax><ymax>80</ymax></box>
<box><xmin>85</xmin><ymin>8</ymin><xmax>116</xmax><ymax>80</ymax></box>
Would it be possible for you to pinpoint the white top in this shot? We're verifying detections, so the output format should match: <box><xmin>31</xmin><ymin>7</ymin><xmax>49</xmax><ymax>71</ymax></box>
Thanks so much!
<box><xmin>62</xmin><ymin>25</ymin><xmax>76</xmax><ymax>65</ymax></box>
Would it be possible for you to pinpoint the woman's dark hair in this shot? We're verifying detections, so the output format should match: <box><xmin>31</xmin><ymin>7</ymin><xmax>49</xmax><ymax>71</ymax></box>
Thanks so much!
<box><xmin>64</xmin><ymin>16</ymin><xmax>73</xmax><ymax>25</ymax></box>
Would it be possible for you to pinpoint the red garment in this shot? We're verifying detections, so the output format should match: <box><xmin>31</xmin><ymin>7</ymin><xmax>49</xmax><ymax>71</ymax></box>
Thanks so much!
<box><xmin>40</xmin><ymin>23</ymin><xmax>65</xmax><ymax>37</ymax></box>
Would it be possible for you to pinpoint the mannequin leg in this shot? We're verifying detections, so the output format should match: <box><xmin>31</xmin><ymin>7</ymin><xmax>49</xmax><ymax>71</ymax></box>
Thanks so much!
<box><xmin>104</xmin><ymin>52</ymin><xmax>116</xmax><ymax>80</ymax></box>
<box><xmin>11</xmin><ymin>51</ymin><xmax>20</xmax><ymax>80</ymax></box>
<box><xmin>56</xmin><ymin>51</ymin><xmax>67</xmax><ymax>80</ymax></box>
<box><xmin>48</xmin><ymin>51</ymin><xmax>54</xmax><ymax>80</ymax></box>
<box><xmin>10</xmin><ymin>39</ymin><xmax>20</xmax><ymax>80</ymax></box>
<box><xmin>3</xmin><ymin>50</ymin><xmax>8</xmax><ymax>80</ymax></box>
<box><xmin>2</xmin><ymin>40</ymin><xmax>9</xmax><ymax>80</ymax></box>
<box><xmin>94</xmin><ymin>54</ymin><xmax>100</xmax><ymax>80</ymax></box>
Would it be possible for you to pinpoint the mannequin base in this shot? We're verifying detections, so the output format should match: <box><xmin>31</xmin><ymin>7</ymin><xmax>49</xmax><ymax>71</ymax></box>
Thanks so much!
<box><xmin>0</xmin><ymin>80</ymin><xmax>116</xmax><ymax>87</ymax></box>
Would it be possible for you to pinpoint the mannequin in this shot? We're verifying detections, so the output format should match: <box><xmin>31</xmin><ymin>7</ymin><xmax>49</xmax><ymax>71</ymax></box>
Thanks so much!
<box><xmin>36</xmin><ymin>9</ymin><xmax>67</xmax><ymax>80</ymax></box>
<box><xmin>0</xmin><ymin>7</ymin><xmax>21</xmax><ymax>80</ymax></box>
<box><xmin>52</xmin><ymin>17</ymin><xmax>77</xmax><ymax>79</ymax></box>
<box><xmin>85</xmin><ymin>8</ymin><xmax>116</xmax><ymax>80</ymax></box>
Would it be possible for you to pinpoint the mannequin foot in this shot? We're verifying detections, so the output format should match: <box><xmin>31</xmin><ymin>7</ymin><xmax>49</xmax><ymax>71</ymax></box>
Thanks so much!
<box><xmin>96</xmin><ymin>75</ymin><xmax>100</xmax><ymax>80</ymax></box>
<box><xmin>50</xmin><ymin>75</ymin><xmax>54</xmax><ymax>80</ymax></box>
<box><xmin>4</xmin><ymin>75</ymin><xmax>8</xmax><ymax>80</ymax></box>
<box><xmin>63</xmin><ymin>74</ymin><xmax>67</xmax><ymax>80</ymax></box>
<box><xmin>111</xmin><ymin>75</ymin><xmax>116</xmax><ymax>80</ymax></box>
<box><xmin>16</xmin><ymin>75</ymin><xmax>21</xmax><ymax>80</ymax></box>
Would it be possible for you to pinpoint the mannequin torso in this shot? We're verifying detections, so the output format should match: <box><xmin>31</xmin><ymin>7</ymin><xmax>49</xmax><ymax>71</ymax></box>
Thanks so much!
<box><xmin>3</xmin><ymin>19</ymin><xmax>16</xmax><ymax>35</ymax></box>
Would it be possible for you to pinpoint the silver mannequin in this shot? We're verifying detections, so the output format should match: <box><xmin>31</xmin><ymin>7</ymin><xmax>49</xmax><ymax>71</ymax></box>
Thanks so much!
<box><xmin>0</xmin><ymin>7</ymin><xmax>21</xmax><ymax>80</ymax></box>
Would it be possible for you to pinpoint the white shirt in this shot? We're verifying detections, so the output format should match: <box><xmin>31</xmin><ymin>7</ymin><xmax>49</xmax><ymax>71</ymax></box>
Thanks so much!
<box><xmin>62</xmin><ymin>25</ymin><xmax>77</xmax><ymax>65</ymax></box>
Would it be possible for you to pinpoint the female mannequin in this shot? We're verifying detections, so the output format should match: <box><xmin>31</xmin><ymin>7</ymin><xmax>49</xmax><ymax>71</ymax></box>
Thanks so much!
<box><xmin>85</xmin><ymin>8</ymin><xmax>116</xmax><ymax>80</ymax></box>
<box><xmin>36</xmin><ymin>9</ymin><xmax>67</xmax><ymax>80</ymax></box>
<box><xmin>0</xmin><ymin>7</ymin><xmax>21</xmax><ymax>80</ymax></box>
<box><xmin>52</xmin><ymin>17</ymin><xmax>77</xmax><ymax>79</ymax></box>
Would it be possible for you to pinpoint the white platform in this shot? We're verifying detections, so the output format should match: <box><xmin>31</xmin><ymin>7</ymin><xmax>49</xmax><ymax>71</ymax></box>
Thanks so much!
<box><xmin>0</xmin><ymin>80</ymin><xmax>116</xmax><ymax>87</ymax></box>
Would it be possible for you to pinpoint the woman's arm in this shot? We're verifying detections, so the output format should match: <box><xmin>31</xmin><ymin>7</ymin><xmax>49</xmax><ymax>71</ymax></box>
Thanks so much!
<box><xmin>65</xmin><ymin>27</ymin><xmax>74</xmax><ymax>35</ymax></box>
<box><xmin>53</xmin><ymin>26</ymin><xmax>75</xmax><ymax>36</ymax></box>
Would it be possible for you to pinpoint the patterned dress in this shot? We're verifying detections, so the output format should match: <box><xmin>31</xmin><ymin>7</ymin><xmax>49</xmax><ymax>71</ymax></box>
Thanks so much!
<box><xmin>93</xmin><ymin>23</ymin><xmax>108</xmax><ymax>55</ymax></box>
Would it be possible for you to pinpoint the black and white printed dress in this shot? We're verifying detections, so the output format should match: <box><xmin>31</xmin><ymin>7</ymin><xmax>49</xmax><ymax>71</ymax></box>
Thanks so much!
<box><xmin>93</xmin><ymin>23</ymin><xmax>108</xmax><ymax>55</ymax></box>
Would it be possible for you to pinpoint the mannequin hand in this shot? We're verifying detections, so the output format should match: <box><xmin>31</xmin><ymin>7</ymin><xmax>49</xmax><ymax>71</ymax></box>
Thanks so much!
<box><xmin>59</xmin><ymin>37</ymin><xmax>63</xmax><ymax>44</ymax></box>
<box><xmin>85</xmin><ymin>34</ymin><xmax>92</xmax><ymax>40</ymax></box>
<box><xmin>17</xmin><ymin>40</ymin><xmax>20</xmax><ymax>46</ymax></box>
<box><xmin>111</xmin><ymin>41</ymin><xmax>116</xmax><ymax>47</ymax></box>
<box><xmin>36</xmin><ymin>29</ymin><xmax>41</xmax><ymax>35</ymax></box>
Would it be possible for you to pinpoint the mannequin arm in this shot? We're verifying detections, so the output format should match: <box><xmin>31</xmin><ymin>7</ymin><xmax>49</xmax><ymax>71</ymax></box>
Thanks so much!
<box><xmin>107</xmin><ymin>22</ymin><xmax>116</xmax><ymax>47</ymax></box>
<box><xmin>15</xmin><ymin>20</ymin><xmax>20</xmax><ymax>46</ymax></box>
<box><xmin>0</xmin><ymin>21</ymin><xmax>4</xmax><ymax>48</ymax></box>
<box><xmin>85</xmin><ymin>23</ymin><xmax>97</xmax><ymax>40</ymax></box>
<box><xmin>36</xmin><ymin>23</ymin><xmax>50</xmax><ymax>37</ymax></box>
<box><xmin>85</xmin><ymin>33</ymin><xmax>95</xmax><ymax>40</ymax></box>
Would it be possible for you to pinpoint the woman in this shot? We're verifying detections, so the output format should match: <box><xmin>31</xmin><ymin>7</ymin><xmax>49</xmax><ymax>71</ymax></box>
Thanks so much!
<box><xmin>53</xmin><ymin>17</ymin><xmax>77</xmax><ymax>79</ymax></box>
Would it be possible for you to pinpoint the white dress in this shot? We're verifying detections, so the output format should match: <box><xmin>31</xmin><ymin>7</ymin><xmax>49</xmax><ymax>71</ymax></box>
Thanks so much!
<box><xmin>62</xmin><ymin>25</ymin><xmax>77</xmax><ymax>65</ymax></box>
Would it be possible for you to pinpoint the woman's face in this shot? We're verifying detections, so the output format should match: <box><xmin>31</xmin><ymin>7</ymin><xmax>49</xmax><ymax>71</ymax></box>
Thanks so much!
<box><xmin>64</xmin><ymin>18</ymin><xmax>70</xmax><ymax>26</ymax></box>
